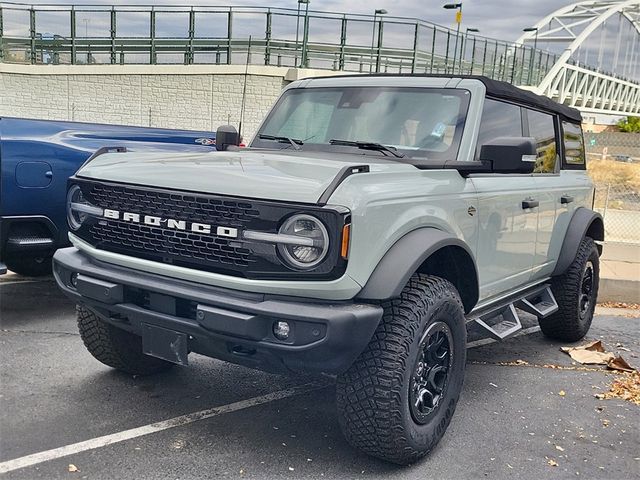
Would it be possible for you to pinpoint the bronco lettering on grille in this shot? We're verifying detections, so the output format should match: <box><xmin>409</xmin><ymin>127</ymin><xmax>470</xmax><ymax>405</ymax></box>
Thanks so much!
<box><xmin>102</xmin><ymin>208</ymin><xmax>238</xmax><ymax>238</ymax></box>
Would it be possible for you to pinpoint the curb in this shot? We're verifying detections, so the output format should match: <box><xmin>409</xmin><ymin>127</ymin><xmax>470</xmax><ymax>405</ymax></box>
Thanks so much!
<box><xmin>599</xmin><ymin>277</ymin><xmax>640</xmax><ymax>304</ymax></box>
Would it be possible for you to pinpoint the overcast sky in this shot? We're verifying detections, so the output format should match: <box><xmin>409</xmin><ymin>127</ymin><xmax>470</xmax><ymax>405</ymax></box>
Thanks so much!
<box><xmin>22</xmin><ymin>0</ymin><xmax>574</xmax><ymax>42</ymax></box>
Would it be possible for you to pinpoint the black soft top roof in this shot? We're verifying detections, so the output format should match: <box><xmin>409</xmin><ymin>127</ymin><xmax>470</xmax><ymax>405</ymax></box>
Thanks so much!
<box><xmin>307</xmin><ymin>73</ymin><xmax>583</xmax><ymax>124</ymax></box>
<box><xmin>475</xmin><ymin>75</ymin><xmax>582</xmax><ymax>123</ymax></box>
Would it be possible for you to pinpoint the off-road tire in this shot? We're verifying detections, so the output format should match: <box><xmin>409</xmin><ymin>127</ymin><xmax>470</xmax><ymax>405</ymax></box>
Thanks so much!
<box><xmin>77</xmin><ymin>306</ymin><xmax>173</xmax><ymax>375</ymax></box>
<box><xmin>336</xmin><ymin>274</ymin><xmax>466</xmax><ymax>465</ymax></box>
<box><xmin>5</xmin><ymin>255</ymin><xmax>52</xmax><ymax>277</ymax></box>
<box><xmin>540</xmin><ymin>237</ymin><xmax>600</xmax><ymax>342</ymax></box>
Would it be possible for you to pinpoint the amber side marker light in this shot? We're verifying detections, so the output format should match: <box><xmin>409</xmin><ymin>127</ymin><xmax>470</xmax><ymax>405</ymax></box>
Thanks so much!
<box><xmin>341</xmin><ymin>224</ymin><xmax>351</xmax><ymax>259</ymax></box>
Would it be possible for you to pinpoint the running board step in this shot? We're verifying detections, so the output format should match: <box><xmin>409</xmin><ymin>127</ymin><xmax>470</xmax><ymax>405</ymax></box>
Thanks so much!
<box><xmin>473</xmin><ymin>304</ymin><xmax>522</xmax><ymax>341</ymax></box>
<box><xmin>514</xmin><ymin>286</ymin><xmax>558</xmax><ymax>318</ymax></box>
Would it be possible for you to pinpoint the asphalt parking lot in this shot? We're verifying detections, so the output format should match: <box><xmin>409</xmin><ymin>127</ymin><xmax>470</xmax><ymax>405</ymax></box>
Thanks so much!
<box><xmin>1</xmin><ymin>274</ymin><xmax>638</xmax><ymax>480</ymax></box>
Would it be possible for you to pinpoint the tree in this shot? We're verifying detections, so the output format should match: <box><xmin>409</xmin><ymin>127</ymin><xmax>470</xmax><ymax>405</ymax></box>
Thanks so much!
<box><xmin>617</xmin><ymin>116</ymin><xmax>640</xmax><ymax>133</ymax></box>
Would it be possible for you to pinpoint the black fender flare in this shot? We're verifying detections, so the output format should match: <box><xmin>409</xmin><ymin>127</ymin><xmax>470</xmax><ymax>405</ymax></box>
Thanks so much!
<box><xmin>357</xmin><ymin>228</ymin><xmax>479</xmax><ymax>313</ymax></box>
<box><xmin>552</xmin><ymin>207</ymin><xmax>604</xmax><ymax>277</ymax></box>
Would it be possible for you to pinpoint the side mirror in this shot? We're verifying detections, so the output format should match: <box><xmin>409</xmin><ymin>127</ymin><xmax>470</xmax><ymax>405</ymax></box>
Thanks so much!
<box><xmin>215</xmin><ymin>125</ymin><xmax>239</xmax><ymax>151</ymax></box>
<box><xmin>479</xmin><ymin>137</ymin><xmax>537</xmax><ymax>174</ymax></box>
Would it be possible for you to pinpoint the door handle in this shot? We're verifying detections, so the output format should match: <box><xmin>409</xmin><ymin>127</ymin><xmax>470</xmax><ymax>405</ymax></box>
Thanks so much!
<box><xmin>45</xmin><ymin>171</ymin><xmax>53</xmax><ymax>178</ymax></box>
<box><xmin>522</xmin><ymin>199</ymin><xmax>539</xmax><ymax>209</ymax></box>
<box><xmin>560</xmin><ymin>195</ymin><xmax>574</xmax><ymax>204</ymax></box>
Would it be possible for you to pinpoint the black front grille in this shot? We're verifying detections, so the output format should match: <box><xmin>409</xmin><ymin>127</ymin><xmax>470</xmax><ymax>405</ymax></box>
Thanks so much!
<box><xmin>87</xmin><ymin>183</ymin><xmax>259</xmax><ymax>270</ymax></box>
<box><xmin>72</xmin><ymin>179</ymin><xmax>347</xmax><ymax>280</ymax></box>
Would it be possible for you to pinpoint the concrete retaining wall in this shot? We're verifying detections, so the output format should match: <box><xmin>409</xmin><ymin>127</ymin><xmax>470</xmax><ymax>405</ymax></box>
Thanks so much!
<box><xmin>0</xmin><ymin>64</ymin><xmax>343</xmax><ymax>140</ymax></box>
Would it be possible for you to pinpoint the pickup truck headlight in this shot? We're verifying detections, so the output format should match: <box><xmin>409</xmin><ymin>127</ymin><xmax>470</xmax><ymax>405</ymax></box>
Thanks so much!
<box><xmin>66</xmin><ymin>184</ymin><xmax>103</xmax><ymax>231</ymax></box>
<box><xmin>277</xmin><ymin>214</ymin><xmax>329</xmax><ymax>269</ymax></box>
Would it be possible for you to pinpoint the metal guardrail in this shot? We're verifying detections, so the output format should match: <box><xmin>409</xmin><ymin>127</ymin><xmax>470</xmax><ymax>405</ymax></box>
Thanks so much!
<box><xmin>0</xmin><ymin>2</ymin><xmax>564</xmax><ymax>86</ymax></box>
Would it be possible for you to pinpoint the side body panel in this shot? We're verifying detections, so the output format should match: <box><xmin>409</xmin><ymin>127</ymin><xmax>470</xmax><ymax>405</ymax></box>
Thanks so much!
<box><xmin>470</xmin><ymin>175</ymin><xmax>539</xmax><ymax>300</ymax></box>
<box><xmin>531</xmin><ymin>170</ymin><xmax>593</xmax><ymax>279</ymax></box>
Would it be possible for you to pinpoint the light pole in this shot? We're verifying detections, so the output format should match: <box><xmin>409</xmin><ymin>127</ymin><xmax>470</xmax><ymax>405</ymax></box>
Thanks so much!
<box><xmin>523</xmin><ymin>26</ymin><xmax>539</xmax><ymax>50</ymax></box>
<box><xmin>300</xmin><ymin>0</ymin><xmax>311</xmax><ymax>67</ymax></box>
<box><xmin>463</xmin><ymin>27</ymin><xmax>478</xmax><ymax>74</ymax></box>
<box><xmin>83</xmin><ymin>19</ymin><xmax>91</xmax><ymax>64</ymax></box>
<box><xmin>443</xmin><ymin>3</ymin><xmax>462</xmax><ymax>73</ymax></box>
<box><xmin>370</xmin><ymin>8</ymin><xmax>387</xmax><ymax>73</ymax></box>
<box><xmin>523</xmin><ymin>27</ymin><xmax>539</xmax><ymax>84</ymax></box>
<box><xmin>296</xmin><ymin>0</ymin><xmax>310</xmax><ymax>67</ymax></box>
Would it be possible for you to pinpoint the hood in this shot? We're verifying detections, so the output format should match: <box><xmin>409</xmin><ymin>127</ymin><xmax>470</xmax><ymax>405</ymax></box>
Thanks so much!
<box><xmin>77</xmin><ymin>149</ymin><xmax>414</xmax><ymax>204</ymax></box>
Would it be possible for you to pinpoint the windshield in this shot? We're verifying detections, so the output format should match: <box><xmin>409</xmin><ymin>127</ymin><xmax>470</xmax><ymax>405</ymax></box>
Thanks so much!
<box><xmin>252</xmin><ymin>87</ymin><xmax>470</xmax><ymax>159</ymax></box>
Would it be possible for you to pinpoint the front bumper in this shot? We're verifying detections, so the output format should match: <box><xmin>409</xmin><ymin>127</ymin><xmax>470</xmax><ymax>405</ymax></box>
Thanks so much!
<box><xmin>53</xmin><ymin>248</ymin><xmax>383</xmax><ymax>375</ymax></box>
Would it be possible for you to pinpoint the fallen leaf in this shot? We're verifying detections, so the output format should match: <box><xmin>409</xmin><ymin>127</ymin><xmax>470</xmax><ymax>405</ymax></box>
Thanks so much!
<box><xmin>568</xmin><ymin>340</ymin><xmax>605</xmax><ymax>353</ymax></box>
<box><xmin>607</xmin><ymin>356</ymin><xmax>636</xmax><ymax>373</ymax></box>
<box><xmin>547</xmin><ymin>459</ymin><xmax>559</xmax><ymax>467</ymax></box>
<box><xmin>561</xmin><ymin>341</ymin><xmax>622</xmax><ymax>365</ymax></box>
<box><xmin>559</xmin><ymin>390</ymin><xmax>566</xmax><ymax>397</ymax></box>
<box><xmin>602</xmin><ymin>419</ymin><xmax>610</xmax><ymax>427</ymax></box>
<box><xmin>68</xmin><ymin>464</ymin><xmax>79</xmax><ymax>473</ymax></box>
<box><xmin>597</xmin><ymin>372</ymin><xmax>640</xmax><ymax>405</ymax></box>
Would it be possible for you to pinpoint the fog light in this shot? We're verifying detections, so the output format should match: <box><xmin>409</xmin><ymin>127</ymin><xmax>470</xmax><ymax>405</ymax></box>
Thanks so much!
<box><xmin>273</xmin><ymin>321</ymin><xmax>291</xmax><ymax>340</ymax></box>
<box><xmin>70</xmin><ymin>272</ymin><xmax>78</xmax><ymax>288</ymax></box>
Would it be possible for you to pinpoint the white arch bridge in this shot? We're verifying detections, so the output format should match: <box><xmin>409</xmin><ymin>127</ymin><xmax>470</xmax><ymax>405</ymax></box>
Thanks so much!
<box><xmin>0</xmin><ymin>1</ymin><xmax>638</xmax><ymax>117</ymax></box>
<box><xmin>516</xmin><ymin>0</ymin><xmax>640</xmax><ymax>116</ymax></box>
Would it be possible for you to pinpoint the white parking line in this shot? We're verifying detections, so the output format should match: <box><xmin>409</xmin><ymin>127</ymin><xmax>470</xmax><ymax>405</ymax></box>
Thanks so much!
<box><xmin>0</xmin><ymin>382</ymin><xmax>325</xmax><ymax>474</ymax></box>
<box><xmin>467</xmin><ymin>326</ymin><xmax>541</xmax><ymax>348</ymax></box>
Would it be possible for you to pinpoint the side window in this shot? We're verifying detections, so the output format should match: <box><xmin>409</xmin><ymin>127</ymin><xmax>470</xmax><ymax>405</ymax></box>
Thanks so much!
<box><xmin>526</xmin><ymin>109</ymin><xmax>558</xmax><ymax>174</ymax></box>
<box><xmin>563</xmin><ymin>121</ymin><xmax>586</xmax><ymax>167</ymax></box>
<box><xmin>476</xmin><ymin>98</ymin><xmax>523</xmax><ymax>159</ymax></box>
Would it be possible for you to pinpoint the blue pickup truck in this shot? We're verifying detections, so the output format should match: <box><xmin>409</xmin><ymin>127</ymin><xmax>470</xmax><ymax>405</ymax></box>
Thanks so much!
<box><xmin>0</xmin><ymin>117</ymin><xmax>216</xmax><ymax>276</ymax></box>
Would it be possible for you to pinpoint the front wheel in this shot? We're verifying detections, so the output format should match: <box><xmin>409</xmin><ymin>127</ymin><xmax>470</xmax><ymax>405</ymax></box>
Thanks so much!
<box><xmin>336</xmin><ymin>274</ymin><xmax>466</xmax><ymax>465</ymax></box>
<box><xmin>77</xmin><ymin>306</ymin><xmax>173</xmax><ymax>376</ymax></box>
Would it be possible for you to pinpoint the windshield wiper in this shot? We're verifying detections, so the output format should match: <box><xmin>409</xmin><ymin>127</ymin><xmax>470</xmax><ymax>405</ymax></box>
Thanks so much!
<box><xmin>258</xmin><ymin>134</ymin><xmax>303</xmax><ymax>150</ymax></box>
<box><xmin>329</xmin><ymin>139</ymin><xmax>405</xmax><ymax>158</ymax></box>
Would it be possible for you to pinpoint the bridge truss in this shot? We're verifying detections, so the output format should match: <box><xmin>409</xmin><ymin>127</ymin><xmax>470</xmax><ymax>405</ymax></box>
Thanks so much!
<box><xmin>517</xmin><ymin>0</ymin><xmax>640</xmax><ymax>115</ymax></box>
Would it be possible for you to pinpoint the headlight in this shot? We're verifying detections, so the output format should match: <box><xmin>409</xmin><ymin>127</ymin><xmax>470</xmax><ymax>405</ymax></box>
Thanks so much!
<box><xmin>277</xmin><ymin>214</ymin><xmax>329</xmax><ymax>269</ymax></box>
<box><xmin>66</xmin><ymin>185</ymin><xmax>102</xmax><ymax>231</ymax></box>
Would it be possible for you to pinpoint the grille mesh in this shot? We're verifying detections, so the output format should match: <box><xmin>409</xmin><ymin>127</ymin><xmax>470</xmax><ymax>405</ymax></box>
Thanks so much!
<box><xmin>83</xmin><ymin>182</ymin><xmax>260</xmax><ymax>269</ymax></box>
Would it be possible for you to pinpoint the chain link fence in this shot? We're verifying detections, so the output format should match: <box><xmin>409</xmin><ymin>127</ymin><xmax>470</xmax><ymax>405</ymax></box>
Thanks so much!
<box><xmin>593</xmin><ymin>183</ymin><xmax>640</xmax><ymax>244</ymax></box>
<box><xmin>587</xmin><ymin>132</ymin><xmax>640</xmax><ymax>245</ymax></box>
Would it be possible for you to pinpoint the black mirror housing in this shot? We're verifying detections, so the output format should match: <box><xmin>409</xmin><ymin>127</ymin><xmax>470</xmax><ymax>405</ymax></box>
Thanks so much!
<box><xmin>215</xmin><ymin>125</ymin><xmax>239</xmax><ymax>151</ymax></box>
<box><xmin>479</xmin><ymin>137</ymin><xmax>537</xmax><ymax>174</ymax></box>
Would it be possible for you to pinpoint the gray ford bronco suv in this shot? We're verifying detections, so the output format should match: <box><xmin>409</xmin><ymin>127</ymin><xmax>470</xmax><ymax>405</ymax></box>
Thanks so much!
<box><xmin>53</xmin><ymin>74</ymin><xmax>603</xmax><ymax>464</ymax></box>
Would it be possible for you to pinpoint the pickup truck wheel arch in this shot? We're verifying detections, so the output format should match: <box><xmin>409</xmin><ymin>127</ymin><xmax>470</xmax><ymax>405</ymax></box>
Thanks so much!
<box><xmin>552</xmin><ymin>207</ymin><xmax>604</xmax><ymax>277</ymax></box>
<box><xmin>356</xmin><ymin>228</ymin><xmax>479</xmax><ymax>314</ymax></box>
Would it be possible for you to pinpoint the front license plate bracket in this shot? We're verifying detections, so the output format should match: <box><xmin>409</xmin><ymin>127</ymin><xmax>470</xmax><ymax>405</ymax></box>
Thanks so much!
<box><xmin>141</xmin><ymin>323</ymin><xmax>189</xmax><ymax>366</ymax></box>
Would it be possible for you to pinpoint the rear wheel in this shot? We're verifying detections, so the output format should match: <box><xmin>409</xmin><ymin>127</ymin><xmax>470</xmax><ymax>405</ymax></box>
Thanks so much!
<box><xmin>77</xmin><ymin>306</ymin><xmax>173</xmax><ymax>376</ymax></box>
<box><xmin>540</xmin><ymin>237</ymin><xmax>600</xmax><ymax>342</ymax></box>
<box><xmin>336</xmin><ymin>274</ymin><xmax>466</xmax><ymax>465</ymax></box>
<box><xmin>5</xmin><ymin>255</ymin><xmax>52</xmax><ymax>277</ymax></box>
